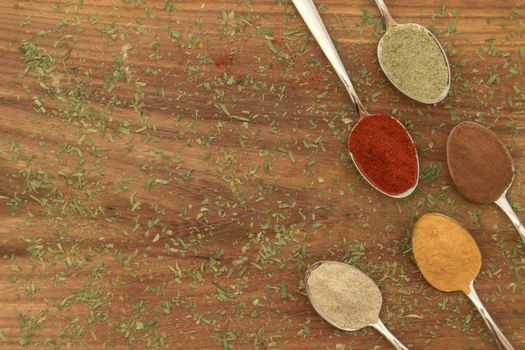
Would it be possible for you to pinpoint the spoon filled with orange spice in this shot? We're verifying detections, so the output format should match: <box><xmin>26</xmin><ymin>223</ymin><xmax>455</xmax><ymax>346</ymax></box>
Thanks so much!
<box><xmin>292</xmin><ymin>0</ymin><xmax>419</xmax><ymax>198</ymax></box>
<box><xmin>413</xmin><ymin>213</ymin><xmax>515</xmax><ymax>350</ymax></box>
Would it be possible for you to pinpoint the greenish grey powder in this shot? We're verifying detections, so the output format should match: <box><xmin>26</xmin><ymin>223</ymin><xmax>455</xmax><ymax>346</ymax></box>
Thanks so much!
<box><xmin>379</xmin><ymin>23</ymin><xmax>449</xmax><ymax>103</ymax></box>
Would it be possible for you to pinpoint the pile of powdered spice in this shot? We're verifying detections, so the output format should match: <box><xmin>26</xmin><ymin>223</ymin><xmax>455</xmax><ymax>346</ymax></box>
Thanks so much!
<box><xmin>306</xmin><ymin>262</ymin><xmax>382</xmax><ymax>330</ymax></box>
<box><xmin>447</xmin><ymin>122</ymin><xmax>514</xmax><ymax>204</ymax></box>
<box><xmin>378</xmin><ymin>23</ymin><xmax>449</xmax><ymax>103</ymax></box>
<box><xmin>348</xmin><ymin>115</ymin><xmax>418</xmax><ymax>195</ymax></box>
<box><xmin>412</xmin><ymin>213</ymin><xmax>482</xmax><ymax>294</ymax></box>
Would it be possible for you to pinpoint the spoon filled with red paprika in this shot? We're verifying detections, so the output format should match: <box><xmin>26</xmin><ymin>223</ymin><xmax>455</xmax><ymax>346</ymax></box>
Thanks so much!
<box><xmin>292</xmin><ymin>0</ymin><xmax>419</xmax><ymax>198</ymax></box>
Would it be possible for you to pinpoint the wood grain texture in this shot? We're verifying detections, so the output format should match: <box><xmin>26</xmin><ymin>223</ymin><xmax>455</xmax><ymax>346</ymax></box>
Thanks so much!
<box><xmin>0</xmin><ymin>0</ymin><xmax>524</xmax><ymax>349</ymax></box>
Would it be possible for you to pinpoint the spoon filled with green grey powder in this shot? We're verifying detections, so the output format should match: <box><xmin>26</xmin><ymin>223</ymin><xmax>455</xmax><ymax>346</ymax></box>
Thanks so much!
<box><xmin>305</xmin><ymin>261</ymin><xmax>409</xmax><ymax>350</ymax></box>
<box><xmin>374</xmin><ymin>0</ymin><xmax>450</xmax><ymax>104</ymax></box>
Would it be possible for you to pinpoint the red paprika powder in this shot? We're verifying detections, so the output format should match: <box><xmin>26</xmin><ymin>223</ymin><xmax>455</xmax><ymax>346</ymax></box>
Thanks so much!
<box><xmin>348</xmin><ymin>115</ymin><xmax>418</xmax><ymax>195</ymax></box>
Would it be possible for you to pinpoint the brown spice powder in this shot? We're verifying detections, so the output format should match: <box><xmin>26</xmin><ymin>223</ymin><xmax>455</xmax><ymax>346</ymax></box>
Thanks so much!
<box><xmin>447</xmin><ymin>122</ymin><xmax>514</xmax><ymax>204</ymax></box>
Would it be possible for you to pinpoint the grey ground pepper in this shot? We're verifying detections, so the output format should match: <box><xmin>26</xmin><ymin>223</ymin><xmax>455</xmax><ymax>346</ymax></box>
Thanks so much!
<box><xmin>306</xmin><ymin>262</ymin><xmax>382</xmax><ymax>330</ymax></box>
<box><xmin>379</xmin><ymin>23</ymin><xmax>449</xmax><ymax>103</ymax></box>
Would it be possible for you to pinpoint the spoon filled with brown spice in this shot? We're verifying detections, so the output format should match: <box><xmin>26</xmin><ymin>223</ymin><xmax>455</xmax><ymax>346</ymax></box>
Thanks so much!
<box><xmin>447</xmin><ymin>122</ymin><xmax>525</xmax><ymax>246</ymax></box>
<box><xmin>413</xmin><ymin>213</ymin><xmax>515</xmax><ymax>350</ymax></box>
<box><xmin>305</xmin><ymin>261</ymin><xmax>409</xmax><ymax>350</ymax></box>
<box><xmin>292</xmin><ymin>0</ymin><xmax>419</xmax><ymax>198</ymax></box>
<box><xmin>373</xmin><ymin>0</ymin><xmax>451</xmax><ymax>104</ymax></box>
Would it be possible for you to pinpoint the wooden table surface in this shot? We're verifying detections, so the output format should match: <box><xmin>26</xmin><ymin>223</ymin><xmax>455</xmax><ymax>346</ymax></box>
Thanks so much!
<box><xmin>0</xmin><ymin>0</ymin><xmax>524</xmax><ymax>349</ymax></box>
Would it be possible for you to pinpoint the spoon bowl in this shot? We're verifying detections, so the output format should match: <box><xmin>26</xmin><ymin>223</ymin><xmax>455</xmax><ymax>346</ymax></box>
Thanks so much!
<box><xmin>374</xmin><ymin>0</ymin><xmax>451</xmax><ymax>104</ymax></box>
<box><xmin>348</xmin><ymin>115</ymin><xmax>419</xmax><ymax>198</ymax></box>
<box><xmin>305</xmin><ymin>261</ymin><xmax>409</xmax><ymax>350</ymax></box>
<box><xmin>377</xmin><ymin>23</ymin><xmax>451</xmax><ymax>104</ymax></box>
<box><xmin>447</xmin><ymin>122</ymin><xmax>525</xmax><ymax>245</ymax></box>
<box><xmin>304</xmin><ymin>261</ymin><xmax>381</xmax><ymax>331</ymax></box>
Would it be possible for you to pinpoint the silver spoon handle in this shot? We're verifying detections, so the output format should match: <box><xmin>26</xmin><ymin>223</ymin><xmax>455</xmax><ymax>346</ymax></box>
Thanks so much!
<box><xmin>291</xmin><ymin>0</ymin><xmax>368</xmax><ymax>116</ymax></box>
<box><xmin>495</xmin><ymin>195</ymin><xmax>525</xmax><ymax>245</ymax></box>
<box><xmin>466</xmin><ymin>283</ymin><xmax>515</xmax><ymax>350</ymax></box>
<box><xmin>373</xmin><ymin>0</ymin><xmax>397</xmax><ymax>29</ymax></box>
<box><xmin>371</xmin><ymin>320</ymin><xmax>409</xmax><ymax>350</ymax></box>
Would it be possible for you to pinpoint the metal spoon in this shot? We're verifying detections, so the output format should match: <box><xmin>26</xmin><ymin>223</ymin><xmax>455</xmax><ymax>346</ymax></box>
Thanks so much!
<box><xmin>292</xmin><ymin>0</ymin><xmax>419</xmax><ymax>198</ymax></box>
<box><xmin>495</xmin><ymin>194</ymin><xmax>525</xmax><ymax>245</ymax></box>
<box><xmin>447</xmin><ymin>122</ymin><xmax>525</xmax><ymax>246</ymax></box>
<box><xmin>467</xmin><ymin>281</ymin><xmax>515</xmax><ymax>350</ymax></box>
<box><xmin>374</xmin><ymin>0</ymin><xmax>451</xmax><ymax>104</ymax></box>
<box><xmin>305</xmin><ymin>261</ymin><xmax>409</xmax><ymax>350</ymax></box>
<box><xmin>413</xmin><ymin>213</ymin><xmax>515</xmax><ymax>350</ymax></box>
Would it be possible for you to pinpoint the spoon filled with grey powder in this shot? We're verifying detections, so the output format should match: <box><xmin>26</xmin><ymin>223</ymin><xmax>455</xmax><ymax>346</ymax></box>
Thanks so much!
<box><xmin>305</xmin><ymin>261</ymin><xmax>409</xmax><ymax>350</ymax></box>
<box><xmin>374</xmin><ymin>0</ymin><xmax>450</xmax><ymax>104</ymax></box>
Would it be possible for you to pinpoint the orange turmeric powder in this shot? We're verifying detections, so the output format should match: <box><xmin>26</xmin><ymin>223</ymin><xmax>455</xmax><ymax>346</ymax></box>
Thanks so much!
<box><xmin>412</xmin><ymin>213</ymin><xmax>481</xmax><ymax>294</ymax></box>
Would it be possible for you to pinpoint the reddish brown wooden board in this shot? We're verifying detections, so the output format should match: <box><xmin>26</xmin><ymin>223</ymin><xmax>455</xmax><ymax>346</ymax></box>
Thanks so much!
<box><xmin>0</xmin><ymin>0</ymin><xmax>524</xmax><ymax>349</ymax></box>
